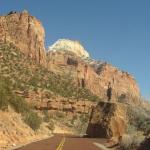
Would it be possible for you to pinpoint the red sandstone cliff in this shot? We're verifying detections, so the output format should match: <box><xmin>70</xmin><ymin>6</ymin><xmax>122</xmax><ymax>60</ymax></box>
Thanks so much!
<box><xmin>47</xmin><ymin>48</ymin><xmax>140</xmax><ymax>105</ymax></box>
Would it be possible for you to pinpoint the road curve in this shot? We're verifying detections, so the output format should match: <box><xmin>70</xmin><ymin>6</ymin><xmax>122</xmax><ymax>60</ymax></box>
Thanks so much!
<box><xmin>15</xmin><ymin>134</ymin><xmax>107</xmax><ymax>150</ymax></box>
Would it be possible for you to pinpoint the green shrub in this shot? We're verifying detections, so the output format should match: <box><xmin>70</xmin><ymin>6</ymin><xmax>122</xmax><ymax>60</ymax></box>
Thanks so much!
<box><xmin>24</xmin><ymin>111</ymin><xmax>42</xmax><ymax>131</ymax></box>
<box><xmin>127</xmin><ymin>105</ymin><xmax>150</xmax><ymax>133</ymax></box>
<box><xmin>28</xmin><ymin>76</ymin><xmax>39</xmax><ymax>87</ymax></box>
<box><xmin>127</xmin><ymin>124</ymin><xmax>137</xmax><ymax>134</ymax></box>
<box><xmin>0</xmin><ymin>99</ymin><xmax>8</xmax><ymax>110</ymax></box>
<box><xmin>0</xmin><ymin>76</ymin><xmax>12</xmax><ymax>110</ymax></box>
<box><xmin>55</xmin><ymin>111</ymin><xmax>65</xmax><ymax>118</ymax></box>
<box><xmin>47</xmin><ymin>120</ymin><xmax>55</xmax><ymax>131</ymax></box>
<box><xmin>72</xmin><ymin>114</ymin><xmax>89</xmax><ymax>134</ymax></box>
<box><xmin>10</xmin><ymin>95</ymin><xmax>30</xmax><ymax>113</ymax></box>
<box><xmin>43</xmin><ymin>110</ymin><xmax>50</xmax><ymax>122</ymax></box>
<box><xmin>138</xmin><ymin>120</ymin><xmax>150</xmax><ymax>135</ymax></box>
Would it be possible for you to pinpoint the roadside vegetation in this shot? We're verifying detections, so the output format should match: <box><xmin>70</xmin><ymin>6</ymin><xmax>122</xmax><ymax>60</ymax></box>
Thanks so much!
<box><xmin>118</xmin><ymin>104</ymin><xmax>150</xmax><ymax>150</ymax></box>
<box><xmin>42</xmin><ymin>110</ymin><xmax>89</xmax><ymax>134</ymax></box>
<box><xmin>127</xmin><ymin>105</ymin><xmax>150</xmax><ymax>135</ymax></box>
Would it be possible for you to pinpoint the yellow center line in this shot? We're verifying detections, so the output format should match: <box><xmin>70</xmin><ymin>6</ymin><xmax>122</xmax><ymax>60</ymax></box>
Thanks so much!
<box><xmin>56</xmin><ymin>137</ymin><xmax>66</xmax><ymax>150</ymax></box>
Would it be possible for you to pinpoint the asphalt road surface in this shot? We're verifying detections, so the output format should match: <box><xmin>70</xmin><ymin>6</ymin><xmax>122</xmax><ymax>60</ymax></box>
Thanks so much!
<box><xmin>15</xmin><ymin>134</ymin><xmax>107</xmax><ymax>150</ymax></box>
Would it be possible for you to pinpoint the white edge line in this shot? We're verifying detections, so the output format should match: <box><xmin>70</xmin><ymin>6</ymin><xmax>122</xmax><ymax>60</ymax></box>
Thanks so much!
<box><xmin>93</xmin><ymin>142</ymin><xmax>110</xmax><ymax>150</ymax></box>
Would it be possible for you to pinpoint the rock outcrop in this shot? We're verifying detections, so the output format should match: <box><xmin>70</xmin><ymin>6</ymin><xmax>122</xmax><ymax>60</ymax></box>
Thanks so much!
<box><xmin>24</xmin><ymin>89</ymin><xmax>96</xmax><ymax>115</ymax></box>
<box><xmin>86</xmin><ymin>101</ymin><xmax>127</xmax><ymax>138</ymax></box>
<box><xmin>0</xmin><ymin>10</ymin><xmax>46</xmax><ymax>65</ymax></box>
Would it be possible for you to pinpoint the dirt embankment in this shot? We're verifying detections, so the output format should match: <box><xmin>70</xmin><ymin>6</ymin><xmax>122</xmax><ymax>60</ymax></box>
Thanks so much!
<box><xmin>0</xmin><ymin>108</ymin><xmax>52</xmax><ymax>150</ymax></box>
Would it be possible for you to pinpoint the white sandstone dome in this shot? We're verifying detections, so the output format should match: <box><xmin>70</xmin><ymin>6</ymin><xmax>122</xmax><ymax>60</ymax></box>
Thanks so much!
<box><xmin>48</xmin><ymin>39</ymin><xmax>90</xmax><ymax>58</ymax></box>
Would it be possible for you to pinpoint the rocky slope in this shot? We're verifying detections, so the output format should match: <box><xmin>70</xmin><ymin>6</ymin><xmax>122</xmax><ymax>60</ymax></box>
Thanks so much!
<box><xmin>0</xmin><ymin>108</ymin><xmax>51</xmax><ymax>150</ymax></box>
<box><xmin>0</xmin><ymin>10</ymin><xmax>46</xmax><ymax>65</ymax></box>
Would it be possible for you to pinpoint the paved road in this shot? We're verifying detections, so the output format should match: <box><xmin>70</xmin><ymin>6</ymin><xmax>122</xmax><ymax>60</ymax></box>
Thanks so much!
<box><xmin>15</xmin><ymin>134</ymin><xmax>107</xmax><ymax>150</ymax></box>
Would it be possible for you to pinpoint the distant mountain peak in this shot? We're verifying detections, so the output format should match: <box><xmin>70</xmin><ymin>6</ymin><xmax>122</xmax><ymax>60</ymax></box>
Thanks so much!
<box><xmin>48</xmin><ymin>39</ymin><xmax>90</xmax><ymax>58</ymax></box>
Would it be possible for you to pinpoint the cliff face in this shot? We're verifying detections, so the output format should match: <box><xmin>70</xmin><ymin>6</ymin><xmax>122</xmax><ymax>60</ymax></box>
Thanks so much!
<box><xmin>90</xmin><ymin>62</ymin><xmax>140</xmax><ymax>103</ymax></box>
<box><xmin>47</xmin><ymin>42</ymin><xmax>140</xmax><ymax>105</ymax></box>
<box><xmin>0</xmin><ymin>11</ymin><xmax>46</xmax><ymax>65</ymax></box>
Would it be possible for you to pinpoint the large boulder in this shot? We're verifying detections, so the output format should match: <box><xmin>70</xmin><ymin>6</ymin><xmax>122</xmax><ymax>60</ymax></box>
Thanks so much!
<box><xmin>86</xmin><ymin>101</ymin><xmax>127</xmax><ymax>138</ymax></box>
<box><xmin>0</xmin><ymin>10</ymin><xmax>46</xmax><ymax>65</ymax></box>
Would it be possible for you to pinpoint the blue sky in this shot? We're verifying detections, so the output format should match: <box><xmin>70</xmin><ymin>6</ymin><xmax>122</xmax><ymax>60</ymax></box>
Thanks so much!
<box><xmin>0</xmin><ymin>0</ymin><xmax>150</xmax><ymax>99</ymax></box>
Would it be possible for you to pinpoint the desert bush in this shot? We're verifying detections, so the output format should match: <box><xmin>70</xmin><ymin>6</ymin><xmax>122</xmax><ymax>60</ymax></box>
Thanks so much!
<box><xmin>72</xmin><ymin>114</ymin><xmax>89</xmax><ymax>134</ymax></box>
<box><xmin>71</xmin><ymin>115</ymin><xmax>78</xmax><ymax>124</ymax></box>
<box><xmin>138</xmin><ymin>120</ymin><xmax>150</xmax><ymax>135</ymax></box>
<box><xmin>127</xmin><ymin>124</ymin><xmax>137</xmax><ymax>134</ymax></box>
<box><xmin>0</xmin><ymin>85</ymin><xmax>9</xmax><ymax>110</ymax></box>
<box><xmin>24</xmin><ymin>111</ymin><xmax>42</xmax><ymax>131</ymax></box>
<box><xmin>127</xmin><ymin>105</ymin><xmax>150</xmax><ymax>134</ymax></box>
<box><xmin>47</xmin><ymin>120</ymin><xmax>55</xmax><ymax>131</ymax></box>
<box><xmin>55</xmin><ymin>111</ymin><xmax>65</xmax><ymax>118</ymax></box>
<box><xmin>79</xmin><ymin>114</ymin><xmax>89</xmax><ymax>123</ymax></box>
<box><xmin>28</xmin><ymin>76</ymin><xmax>39</xmax><ymax>87</ymax></box>
<box><xmin>120</xmin><ymin>134</ymin><xmax>133</xmax><ymax>150</ymax></box>
<box><xmin>43</xmin><ymin>110</ymin><xmax>50</xmax><ymax>122</ymax></box>
<box><xmin>118</xmin><ymin>94</ymin><xmax>127</xmax><ymax>103</ymax></box>
<box><xmin>10</xmin><ymin>95</ymin><xmax>30</xmax><ymax>113</ymax></box>
<box><xmin>0</xmin><ymin>76</ymin><xmax>13</xmax><ymax>110</ymax></box>
<box><xmin>120</xmin><ymin>134</ymin><xmax>144</xmax><ymax>150</ymax></box>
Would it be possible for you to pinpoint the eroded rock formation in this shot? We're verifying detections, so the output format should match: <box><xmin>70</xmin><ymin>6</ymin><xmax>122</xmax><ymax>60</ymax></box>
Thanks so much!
<box><xmin>24</xmin><ymin>89</ymin><xmax>96</xmax><ymax>115</ymax></box>
<box><xmin>47</xmin><ymin>44</ymin><xmax>140</xmax><ymax>105</ymax></box>
<box><xmin>0</xmin><ymin>10</ymin><xmax>46</xmax><ymax>65</ymax></box>
<box><xmin>86</xmin><ymin>101</ymin><xmax>127</xmax><ymax>138</ymax></box>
